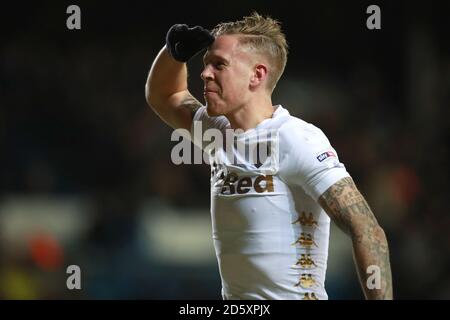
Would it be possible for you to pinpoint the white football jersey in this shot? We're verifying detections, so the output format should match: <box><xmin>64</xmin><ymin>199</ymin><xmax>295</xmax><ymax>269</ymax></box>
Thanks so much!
<box><xmin>191</xmin><ymin>105</ymin><xmax>350</xmax><ymax>300</ymax></box>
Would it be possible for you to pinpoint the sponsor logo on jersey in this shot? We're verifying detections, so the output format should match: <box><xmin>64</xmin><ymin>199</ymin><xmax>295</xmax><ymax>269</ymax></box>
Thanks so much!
<box><xmin>295</xmin><ymin>254</ymin><xmax>317</xmax><ymax>269</ymax></box>
<box><xmin>292</xmin><ymin>233</ymin><xmax>318</xmax><ymax>248</ymax></box>
<box><xmin>292</xmin><ymin>211</ymin><xmax>318</xmax><ymax>227</ymax></box>
<box><xmin>219</xmin><ymin>172</ymin><xmax>274</xmax><ymax>195</ymax></box>
<box><xmin>316</xmin><ymin>150</ymin><xmax>336</xmax><ymax>162</ymax></box>
<box><xmin>295</xmin><ymin>274</ymin><xmax>316</xmax><ymax>288</ymax></box>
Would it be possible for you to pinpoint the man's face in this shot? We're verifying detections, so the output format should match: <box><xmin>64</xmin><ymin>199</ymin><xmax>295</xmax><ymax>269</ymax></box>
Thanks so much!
<box><xmin>201</xmin><ymin>35</ymin><xmax>255</xmax><ymax>116</ymax></box>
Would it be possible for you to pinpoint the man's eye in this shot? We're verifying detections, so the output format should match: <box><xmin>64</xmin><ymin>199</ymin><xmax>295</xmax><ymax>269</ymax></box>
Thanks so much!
<box><xmin>215</xmin><ymin>62</ymin><xmax>225</xmax><ymax>69</ymax></box>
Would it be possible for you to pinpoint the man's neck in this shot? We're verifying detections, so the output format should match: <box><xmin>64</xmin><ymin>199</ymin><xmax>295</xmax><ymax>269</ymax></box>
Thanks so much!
<box><xmin>226</xmin><ymin>96</ymin><xmax>275</xmax><ymax>131</ymax></box>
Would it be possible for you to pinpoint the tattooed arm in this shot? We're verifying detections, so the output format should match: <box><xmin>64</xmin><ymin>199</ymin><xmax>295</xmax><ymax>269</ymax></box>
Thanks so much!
<box><xmin>318</xmin><ymin>176</ymin><xmax>393</xmax><ymax>299</ymax></box>
<box><xmin>145</xmin><ymin>46</ymin><xmax>202</xmax><ymax>130</ymax></box>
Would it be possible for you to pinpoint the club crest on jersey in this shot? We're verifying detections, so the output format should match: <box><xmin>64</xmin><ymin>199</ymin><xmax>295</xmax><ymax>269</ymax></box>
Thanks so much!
<box><xmin>316</xmin><ymin>151</ymin><xmax>336</xmax><ymax>162</ymax></box>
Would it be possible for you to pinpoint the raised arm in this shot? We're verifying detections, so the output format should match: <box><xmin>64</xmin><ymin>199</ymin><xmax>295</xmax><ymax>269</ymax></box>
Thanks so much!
<box><xmin>145</xmin><ymin>25</ymin><xmax>214</xmax><ymax>130</ymax></box>
<box><xmin>318</xmin><ymin>176</ymin><xmax>393</xmax><ymax>299</ymax></box>
<box><xmin>145</xmin><ymin>46</ymin><xmax>200</xmax><ymax>130</ymax></box>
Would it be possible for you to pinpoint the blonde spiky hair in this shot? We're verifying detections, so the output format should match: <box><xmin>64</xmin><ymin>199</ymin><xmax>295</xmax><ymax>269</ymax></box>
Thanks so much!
<box><xmin>212</xmin><ymin>12</ymin><xmax>289</xmax><ymax>92</ymax></box>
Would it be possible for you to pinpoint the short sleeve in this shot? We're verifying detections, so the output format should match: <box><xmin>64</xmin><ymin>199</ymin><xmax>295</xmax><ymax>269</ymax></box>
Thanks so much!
<box><xmin>279</xmin><ymin>121</ymin><xmax>350</xmax><ymax>201</ymax></box>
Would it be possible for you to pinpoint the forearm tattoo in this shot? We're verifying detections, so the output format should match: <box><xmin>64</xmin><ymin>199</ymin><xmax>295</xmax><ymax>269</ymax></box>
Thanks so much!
<box><xmin>318</xmin><ymin>177</ymin><xmax>393</xmax><ymax>299</ymax></box>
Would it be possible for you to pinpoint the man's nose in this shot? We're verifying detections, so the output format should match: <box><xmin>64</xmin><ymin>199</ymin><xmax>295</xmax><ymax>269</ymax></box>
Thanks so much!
<box><xmin>201</xmin><ymin>66</ymin><xmax>213</xmax><ymax>81</ymax></box>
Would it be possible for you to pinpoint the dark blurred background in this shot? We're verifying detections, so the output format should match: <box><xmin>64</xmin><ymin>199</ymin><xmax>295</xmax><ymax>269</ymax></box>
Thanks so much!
<box><xmin>0</xmin><ymin>0</ymin><xmax>449</xmax><ymax>299</ymax></box>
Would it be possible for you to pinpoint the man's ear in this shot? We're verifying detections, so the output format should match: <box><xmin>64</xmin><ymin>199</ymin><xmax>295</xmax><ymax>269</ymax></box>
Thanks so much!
<box><xmin>249</xmin><ymin>64</ymin><xmax>268</xmax><ymax>90</ymax></box>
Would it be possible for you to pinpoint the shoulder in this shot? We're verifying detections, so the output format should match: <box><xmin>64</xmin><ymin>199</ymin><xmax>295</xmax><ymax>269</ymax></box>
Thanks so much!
<box><xmin>277</xmin><ymin>115</ymin><xmax>331</xmax><ymax>153</ymax></box>
<box><xmin>276</xmin><ymin>112</ymin><xmax>342</xmax><ymax>175</ymax></box>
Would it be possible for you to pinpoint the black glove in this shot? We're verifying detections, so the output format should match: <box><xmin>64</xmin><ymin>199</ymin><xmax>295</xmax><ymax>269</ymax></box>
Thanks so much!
<box><xmin>166</xmin><ymin>24</ymin><xmax>215</xmax><ymax>62</ymax></box>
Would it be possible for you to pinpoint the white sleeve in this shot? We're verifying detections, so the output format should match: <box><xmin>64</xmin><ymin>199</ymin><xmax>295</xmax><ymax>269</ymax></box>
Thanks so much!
<box><xmin>280</xmin><ymin>122</ymin><xmax>350</xmax><ymax>201</ymax></box>
<box><xmin>190</xmin><ymin>106</ymin><xmax>229</xmax><ymax>150</ymax></box>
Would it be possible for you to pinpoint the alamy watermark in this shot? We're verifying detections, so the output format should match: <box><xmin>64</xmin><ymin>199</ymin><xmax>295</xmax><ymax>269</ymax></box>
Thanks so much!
<box><xmin>65</xmin><ymin>5</ymin><xmax>380</xmax><ymax>31</ymax></box>
<box><xmin>366</xmin><ymin>265</ymin><xmax>381</xmax><ymax>290</ymax></box>
<box><xmin>170</xmin><ymin>120</ymin><xmax>279</xmax><ymax>168</ymax></box>
<box><xmin>66</xmin><ymin>5</ymin><xmax>81</xmax><ymax>30</ymax></box>
<box><xmin>366</xmin><ymin>5</ymin><xmax>381</xmax><ymax>30</ymax></box>
<box><xmin>66</xmin><ymin>264</ymin><xmax>81</xmax><ymax>290</ymax></box>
